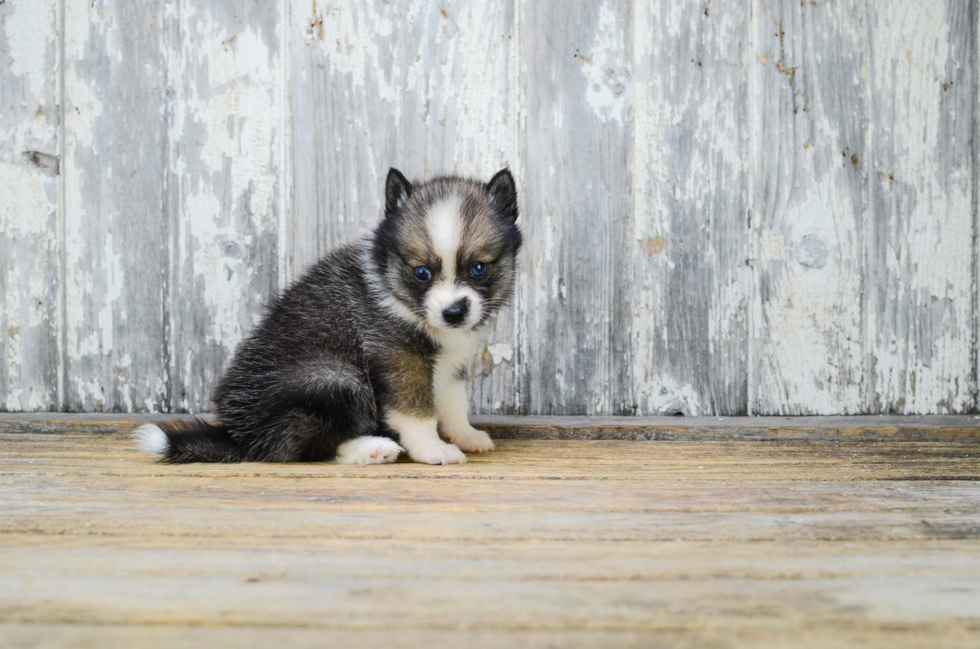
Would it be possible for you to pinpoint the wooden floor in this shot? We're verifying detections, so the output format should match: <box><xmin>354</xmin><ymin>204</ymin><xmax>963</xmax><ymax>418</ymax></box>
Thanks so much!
<box><xmin>2</xmin><ymin>425</ymin><xmax>979</xmax><ymax>647</ymax></box>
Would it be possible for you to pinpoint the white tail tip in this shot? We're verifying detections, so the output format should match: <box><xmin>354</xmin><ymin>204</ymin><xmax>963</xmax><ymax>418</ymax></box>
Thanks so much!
<box><xmin>132</xmin><ymin>424</ymin><xmax>169</xmax><ymax>456</ymax></box>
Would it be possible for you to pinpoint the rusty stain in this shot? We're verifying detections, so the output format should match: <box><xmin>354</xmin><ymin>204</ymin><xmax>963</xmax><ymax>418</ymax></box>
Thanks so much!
<box><xmin>851</xmin><ymin>154</ymin><xmax>858</xmax><ymax>166</ymax></box>
<box><xmin>312</xmin><ymin>0</ymin><xmax>324</xmax><ymax>40</ymax></box>
<box><xmin>7</xmin><ymin>326</ymin><xmax>19</xmax><ymax>338</ymax></box>
<box><xmin>440</xmin><ymin>8</ymin><xmax>450</xmax><ymax>19</ymax></box>
<box><xmin>36</xmin><ymin>106</ymin><xmax>43</xmax><ymax>117</ymax></box>
<box><xmin>883</xmin><ymin>172</ymin><xmax>894</xmax><ymax>181</ymax></box>
<box><xmin>756</xmin><ymin>53</ymin><xmax>768</xmax><ymax>64</ymax></box>
<box><xmin>803</xmin><ymin>139</ymin><xmax>811</xmax><ymax>149</ymax></box>
<box><xmin>778</xmin><ymin>60</ymin><xmax>799</xmax><ymax>87</ymax></box>
<box><xmin>777</xmin><ymin>61</ymin><xmax>799</xmax><ymax>75</ymax></box>
<box><xmin>643</xmin><ymin>236</ymin><xmax>664</xmax><ymax>256</ymax></box>
<box><xmin>221</xmin><ymin>33</ymin><xmax>239</xmax><ymax>47</ymax></box>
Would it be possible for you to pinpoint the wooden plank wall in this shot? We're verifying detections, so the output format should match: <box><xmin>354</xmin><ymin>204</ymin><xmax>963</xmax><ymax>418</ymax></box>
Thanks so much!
<box><xmin>0</xmin><ymin>0</ymin><xmax>976</xmax><ymax>416</ymax></box>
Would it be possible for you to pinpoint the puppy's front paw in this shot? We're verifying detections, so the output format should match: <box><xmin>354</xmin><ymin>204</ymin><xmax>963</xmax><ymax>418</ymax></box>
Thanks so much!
<box><xmin>409</xmin><ymin>441</ymin><xmax>467</xmax><ymax>465</ymax></box>
<box><xmin>444</xmin><ymin>426</ymin><xmax>495</xmax><ymax>453</ymax></box>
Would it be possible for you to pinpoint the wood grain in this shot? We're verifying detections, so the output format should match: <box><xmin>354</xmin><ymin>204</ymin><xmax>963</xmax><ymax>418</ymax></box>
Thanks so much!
<box><xmin>633</xmin><ymin>0</ymin><xmax>750</xmax><ymax>416</ymax></box>
<box><xmin>751</xmin><ymin>0</ymin><xmax>870</xmax><ymax>415</ymax></box>
<box><xmin>3</xmin><ymin>413</ymin><xmax>980</xmax><ymax>442</ymax></box>
<box><xmin>0</xmin><ymin>0</ymin><xmax>61</xmax><ymax>411</ymax></box>
<box><xmin>1</xmin><ymin>432</ymin><xmax>978</xmax><ymax>647</ymax></box>
<box><xmin>62</xmin><ymin>0</ymin><xmax>171</xmax><ymax>411</ymax></box>
<box><xmin>522</xmin><ymin>0</ymin><xmax>634</xmax><ymax>415</ymax></box>
<box><xmin>868</xmin><ymin>1</ymin><xmax>975</xmax><ymax>414</ymax></box>
<box><xmin>288</xmin><ymin>0</ymin><xmax>521</xmax><ymax>413</ymax></box>
<box><xmin>168</xmin><ymin>0</ymin><xmax>283</xmax><ymax>412</ymax></box>
<box><xmin>2</xmin><ymin>1</ymin><xmax>980</xmax><ymax>417</ymax></box>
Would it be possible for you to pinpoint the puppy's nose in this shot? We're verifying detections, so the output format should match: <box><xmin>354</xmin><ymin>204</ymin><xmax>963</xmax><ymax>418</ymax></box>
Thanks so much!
<box><xmin>442</xmin><ymin>299</ymin><xmax>469</xmax><ymax>326</ymax></box>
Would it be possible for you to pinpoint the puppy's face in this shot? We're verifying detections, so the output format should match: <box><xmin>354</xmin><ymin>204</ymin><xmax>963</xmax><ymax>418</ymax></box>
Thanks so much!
<box><xmin>371</xmin><ymin>169</ymin><xmax>522</xmax><ymax>332</ymax></box>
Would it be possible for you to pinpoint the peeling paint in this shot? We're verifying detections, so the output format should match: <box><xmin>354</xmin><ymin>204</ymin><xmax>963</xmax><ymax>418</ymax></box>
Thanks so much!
<box><xmin>3</xmin><ymin>0</ymin><xmax>978</xmax><ymax>416</ymax></box>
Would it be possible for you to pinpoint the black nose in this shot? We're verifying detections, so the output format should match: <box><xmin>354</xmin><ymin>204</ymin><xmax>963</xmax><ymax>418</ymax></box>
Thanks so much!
<box><xmin>442</xmin><ymin>299</ymin><xmax>469</xmax><ymax>325</ymax></box>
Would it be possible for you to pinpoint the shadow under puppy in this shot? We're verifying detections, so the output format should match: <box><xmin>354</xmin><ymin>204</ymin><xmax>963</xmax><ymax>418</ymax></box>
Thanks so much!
<box><xmin>133</xmin><ymin>168</ymin><xmax>521</xmax><ymax>465</ymax></box>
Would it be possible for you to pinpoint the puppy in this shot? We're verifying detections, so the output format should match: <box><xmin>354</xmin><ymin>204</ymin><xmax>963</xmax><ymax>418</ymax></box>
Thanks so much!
<box><xmin>133</xmin><ymin>168</ymin><xmax>521</xmax><ymax>465</ymax></box>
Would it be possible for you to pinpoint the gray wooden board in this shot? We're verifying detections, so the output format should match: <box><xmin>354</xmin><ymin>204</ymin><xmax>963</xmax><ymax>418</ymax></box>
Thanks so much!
<box><xmin>868</xmin><ymin>0</ymin><xmax>975</xmax><ymax>414</ymax></box>
<box><xmin>62</xmin><ymin>0</ymin><xmax>171</xmax><ymax>412</ymax></box>
<box><xmin>168</xmin><ymin>0</ymin><xmax>283</xmax><ymax>412</ymax></box>
<box><xmin>0</xmin><ymin>0</ymin><xmax>61</xmax><ymax>411</ymax></box>
<box><xmin>1</xmin><ymin>1</ymin><xmax>979</xmax><ymax>417</ymax></box>
<box><xmin>288</xmin><ymin>0</ymin><xmax>522</xmax><ymax>414</ymax></box>
<box><xmin>750</xmin><ymin>0</ymin><xmax>870</xmax><ymax>415</ymax></box>
<box><xmin>2</xmin><ymin>413</ymin><xmax>978</xmax><ymax>442</ymax></box>
<box><xmin>522</xmin><ymin>0</ymin><xmax>634</xmax><ymax>415</ymax></box>
<box><xmin>633</xmin><ymin>0</ymin><xmax>749</xmax><ymax>417</ymax></box>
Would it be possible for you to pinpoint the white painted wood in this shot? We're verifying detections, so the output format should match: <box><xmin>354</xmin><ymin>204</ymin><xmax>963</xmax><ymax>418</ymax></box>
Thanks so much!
<box><xmin>868</xmin><ymin>0</ymin><xmax>974</xmax><ymax>414</ymax></box>
<box><xmin>750</xmin><ymin>0</ymin><xmax>869</xmax><ymax>414</ymax></box>
<box><xmin>62</xmin><ymin>0</ymin><xmax>171</xmax><ymax>411</ymax></box>
<box><xmin>0</xmin><ymin>0</ymin><xmax>61</xmax><ymax>411</ymax></box>
<box><xmin>521</xmin><ymin>0</ymin><xmax>634</xmax><ymax>415</ymax></box>
<box><xmin>633</xmin><ymin>0</ymin><xmax>750</xmax><ymax>416</ymax></box>
<box><xmin>168</xmin><ymin>0</ymin><xmax>283</xmax><ymax>412</ymax></box>
<box><xmin>288</xmin><ymin>0</ymin><xmax>522</xmax><ymax>414</ymax></box>
<box><xmin>1</xmin><ymin>0</ymin><xmax>978</xmax><ymax>416</ymax></box>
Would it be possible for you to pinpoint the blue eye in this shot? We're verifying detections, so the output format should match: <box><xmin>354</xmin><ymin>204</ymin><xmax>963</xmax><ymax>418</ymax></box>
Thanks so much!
<box><xmin>470</xmin><ymin>261</ymin><xmax>489</xmax><ymax>278</ymax></box>
<box><xmin>413</xmin><ymin>266</ymin><xmax>433</xmax><ymax>282</ymax></box>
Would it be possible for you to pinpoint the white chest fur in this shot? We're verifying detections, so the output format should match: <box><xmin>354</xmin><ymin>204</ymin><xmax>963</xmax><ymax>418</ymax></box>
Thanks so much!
<box><xmin>431</xmin><ymin>329</ymin><xmax>483</xmax><ymax>395</ymax></box>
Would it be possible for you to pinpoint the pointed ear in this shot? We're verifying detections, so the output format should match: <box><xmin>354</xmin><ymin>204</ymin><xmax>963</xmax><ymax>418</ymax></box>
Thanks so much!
<box><xmin>487</xmin><ymin>168</ymin><xmax>518</xmax><ymax>223</ymax></box>
<box><xmin>385</xmin><ymin>168</ymin><xmax>412</xmax><ymax>215</ymax></box>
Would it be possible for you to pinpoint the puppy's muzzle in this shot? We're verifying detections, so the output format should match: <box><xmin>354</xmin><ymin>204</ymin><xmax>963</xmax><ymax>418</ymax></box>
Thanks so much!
<box><xmin>441</xmin><ymin>299</ymin><xmax>469</xmax><ymax>326</ymax></box>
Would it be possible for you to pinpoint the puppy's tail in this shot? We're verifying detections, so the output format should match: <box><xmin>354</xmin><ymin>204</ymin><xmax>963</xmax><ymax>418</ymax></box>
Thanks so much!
<box><xmin>132</xmin><ymin>419</ymin><xmax>246</xmax><ymax>463</ymax></box>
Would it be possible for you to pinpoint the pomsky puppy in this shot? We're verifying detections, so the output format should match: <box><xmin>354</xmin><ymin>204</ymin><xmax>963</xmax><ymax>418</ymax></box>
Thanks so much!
<box><xmin>133</xmin><ymin>168</ymin><xmax>521</xmax><ymax>465</ymax></box>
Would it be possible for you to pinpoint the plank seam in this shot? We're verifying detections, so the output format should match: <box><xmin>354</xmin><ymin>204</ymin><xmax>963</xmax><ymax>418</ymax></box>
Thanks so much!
<box><xmin>972</xmin><ymin>0</ymin><xmax>979</xmax><ymax>413</ymax></box>
<box><xmin>746</xmin><ymin>0</ymin><xmax>759</xmax><ymax>416</ymax></box>
<box><xmin>515</xmin><ymin>0</ymin><xmax>528</xmax><ymax>415</ymax></box>
<box><xmin>279</xmin><ymin>0</ymin><xmax>292</xmax><ymax>294</ymax></box>
<box><xmin>55</xmin><ymin>0</ymin><xmax>67</xmax><ymax>412</ymax></box>
<box><xmin>864</xmin><ymin>2</ymin><xmax>877</xmax><ymax>414</ymax></box>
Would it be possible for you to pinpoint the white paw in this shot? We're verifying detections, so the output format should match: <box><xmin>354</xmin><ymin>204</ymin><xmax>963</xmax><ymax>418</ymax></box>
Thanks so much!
<box><xmin>443</xmin><ymin>426</ymin><xmax>495</xmax><ymax>453</ymax></box>
<box><xmin>334</xmin><ymin>436</ymin><xmax>403</xmax><ymax>465</ymax></box>
<box><xmin>408</xmin><ymin>441</ymin><xmax>467</xmax><ymax>465</ymax></box>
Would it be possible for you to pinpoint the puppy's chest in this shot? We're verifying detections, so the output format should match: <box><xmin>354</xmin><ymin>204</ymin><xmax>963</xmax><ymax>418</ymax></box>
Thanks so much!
<box><xmin>431</xmin><ymin>333</ymin><xmax>482</xmax><ymax>388</ymax></box>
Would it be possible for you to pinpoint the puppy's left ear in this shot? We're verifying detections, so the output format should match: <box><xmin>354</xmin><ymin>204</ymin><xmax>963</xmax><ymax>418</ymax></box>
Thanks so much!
<box><xmin>487</xmin><ymin>168</ymin><xmax>519</xmax><ymax>224</ymax></box>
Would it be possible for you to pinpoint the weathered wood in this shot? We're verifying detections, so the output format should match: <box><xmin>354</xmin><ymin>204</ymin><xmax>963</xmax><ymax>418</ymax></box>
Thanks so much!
<box><xmin>868</xmin><ymin>1</ymin><xmax>975</xmax><ymax>414</ymax></box>
<box><xmin>632</xmin><ymin>0</ymin><xmax>749</xmax><ymax>417</ymax></box>
<box><xmin>168</xmin><ymin>0</ymin><xmax>283</xmax><ymax>412</ymax></box>
<box><xmin>3</xmin><ymin>1</ymin><xmax>980</xmax><ymax>418</ymax></box>
<box><xmin>288</xmin><ymin>0</ymin><xmax>521</xmax><ymax>413</ymax></box>
<box><xmin>522</xmin><ymin>0</ymin><xmax>634</xmax><ymax>415</ymax></box>
<box><xmin>751</xmin><ymin>0</ymin><xmax>870</xmax><ymax>414</ymax></box>
<box><xmin>0</xmin><ymin>433</ymin><xmax>978</xmax><ymax>646</ymax></box>
<box><xmin>0</xmin><ymin>0</ymin><xmax>61</xmax><ymax>411</ymax></box>
<box><xmin>62</xmin><ymin>0</ymin><xmax>171</xmax><ymax>411</ymax></box>
<box><xmin>3</xmin><ymin>413</ymin><xmax>980</xmax><ymax>442</ymax></box>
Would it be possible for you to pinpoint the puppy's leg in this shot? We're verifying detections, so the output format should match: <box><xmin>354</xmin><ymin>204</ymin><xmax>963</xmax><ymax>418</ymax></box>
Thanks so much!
<box><xmin>386</xmin><ymin>410</ymin><xmax>466</xmax><ymax>465</ymax></box>
<box><xmin>264</xmin><ymin>359</ymin><xmax>394</xmax><ymax>463</ymax></box>
<box><xmin>436</xmin><ymin>381</ymin><xmax>494</xmax><ymax>453</ymax></box>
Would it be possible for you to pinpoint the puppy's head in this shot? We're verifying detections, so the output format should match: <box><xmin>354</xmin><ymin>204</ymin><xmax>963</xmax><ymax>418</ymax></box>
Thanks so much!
<box><xmin>370</xmin><ymin>168</ymin><xmax>522</xmax><ymax>332</ymax></box>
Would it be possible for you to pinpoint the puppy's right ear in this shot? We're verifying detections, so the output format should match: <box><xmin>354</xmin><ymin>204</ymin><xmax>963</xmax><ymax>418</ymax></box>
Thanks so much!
<box><xmin>385</xmin><ymin>168</ymin><xmax>412</xmax><ymax>215</ymax></box>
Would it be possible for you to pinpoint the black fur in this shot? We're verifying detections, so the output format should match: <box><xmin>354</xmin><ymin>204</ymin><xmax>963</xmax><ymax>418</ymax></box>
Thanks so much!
<box><xmin>151</xmin><ymin>170</ymin><xmax>522</xmax><ymax>463</ymax></box>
